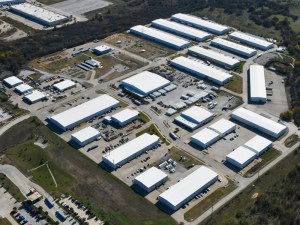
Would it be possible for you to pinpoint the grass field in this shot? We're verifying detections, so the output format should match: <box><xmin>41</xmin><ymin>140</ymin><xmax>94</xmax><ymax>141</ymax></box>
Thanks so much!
<box><xmin>168</xmin><ymin>146</ymin><xmax>204</xmax><ymax>169</ymax></box>
<box><xmin>244</xmin><ymin>148</ymin><xmax>281</xmax><ymax>178</ymax></box>
<box><xmin>284</xmin><ymin>134</ymin><xmax>300</xmax><ymax>148</ymax></box>
<box><xmin>233</xmin><ymin>61</ymin><xmax>246</xmax><ymax>74</ymax></box>
<box><xmin>0</xmin><ymin>17</ymin><xmax>35</xmax><ymax>35</ymax></box>
<box><xmin>224</xmin><ymin>73</ymin><xmax>243</xmax><ymax>94</ymax></box>
<box><xmin>0</xmin><ymin>117</ymin><xmax>176</xmax><ymax>225</ymax></box>
<box><xmin>185</xmin><ymin>180</ymin><xmax>237</xmax><ymax>222</ymax></box>
<box><xmin>0</xmin><ymin>173</ymin><xmax>25</xmax><ymax>202</ymax></box>
<box><xmin>138</xmin><ymin>111</ymin><xmax>151</xmax><ymax>123</ymax></box>
<box><xmin>200</xmin><ymin>147</ymin><xmax>300</xmax><ymax>225</ymax></box>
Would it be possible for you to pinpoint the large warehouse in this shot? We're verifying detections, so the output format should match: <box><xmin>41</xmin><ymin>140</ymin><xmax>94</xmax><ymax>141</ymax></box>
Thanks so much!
<box><xmin>208</xmin><ymin>118</ymin><xmax>236</xmax><ymax>137</ymax></box>
<box><xmin>130</xmin><ymin>25</ymin><xmax>190</xmax><ymax>50</ymax></box>
<box><xmin>102</xmin><ymin>133</ymin><xmax>159</xmax><ymax>169</ymax></box>
<box><xmin>10</xmin><ymin>3</ymin><xmax>68</xmax><ymax>26</ymax></box>
<box><xmin>249</xmin><ymin>65</ymin><xmax>267</xmax><ymax>103</ymax></box>
<box><xmin>226</xmin><ymin>146</ymin><xmax>257</xmax><ymax>169</ymax></box>
<box><xmin>133</xmin><ymin>167</ymin><xmax>168</xmax><ymax>193</ymax></box>
<box><xmin>229</xmin><ymin>31</ymin><xmax>273</xmax><ymax>50</ymax></box>
<box><xmin>170</xmin><ymin>56</ymin><xmax>233</xmax><ymax>85</ymax></box>
<box><xmin>211</xmin><ymin>38</ymin><xmax>257</xmax><ymax>58</ymax></box>
<box><xmin>174</xmin><ymin>106</ymin><xmax>213</xmax><ymax>130</ymax></box>
<box><xmin>231</xmin><ymin>107</ymin><xmax>287</xmax><ymax>139</ymax></box>
<box><xmin>188</xmin><ymin>46</ymin><xmax>240</xmax><ymax>69</ymax></box>
<box><xmin>71</xmin><ymin>126</ymin><xmax>100</xmax><ymax>147</ymax></box>
<box><xmin>111</xmin><ymin>109</ymin><xmax>139</xmax><ymax>127</ymax></box>
<box><xmin>23</xmin><ymin>90</ymin><xmax>46</xmax><ymax>104</ymax></box>
<box><xmin>243</xmin><ymin>135</ymin><xmax>272</xmax><ymax>156</ymax></box>
<box><xmin>3</xmin><ymin>76</ymin><xmax>23</xmax><ymax>88</ymax></box>
<box><xmin>0</xmin><ymin>0</ymin><xmax>24</xmax><ymax>6</ymax></box>
<box><xmin>121</xmin><ymin>71</ymin><xmax>171</xmax><ymax>97</ymax></box>
<box><xmin>158</xmin><ymin>166</ymin><xmax>218</xmax><ymax>211</ymax></box>
<box><xmin>151</xmin><ymin>19</ymin><xmax>211</xmax><ymax>42</ymax></box>
<box><xmin>53</xmin><ymin>80</ymin><xmax>76</xmax><ymax>92</ymax></box>
<box><xmin>171</xmin><ymin>13</ymin><xmax>230</xmax><ymax>35</ymax></box>
<box><xmin>92</xmin><ymin>45</ymin><xmax>112</xmax><ymax>55</ymax></box>
<box><xmin>15</xmin><ymin>83</ymin><xmax>33</xmax><ymax>94</ymax></box>
<box><xmin>191</xmin><ymin>128</ymin><xmax>220</xmax><ymax>148</ymax></box>
<box><xmin>49</xmin><ymin>94</ymin><xmax>120</xmax><ymax>131</ymax></box>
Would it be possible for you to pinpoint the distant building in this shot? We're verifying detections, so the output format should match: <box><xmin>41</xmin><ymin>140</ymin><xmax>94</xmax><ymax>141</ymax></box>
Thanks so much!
<box><xmin>10</xmin><ymin>3</ymin><xmax>68</xmax><ymax>26</ymax></box>
<box><xmin>23</xmin><ymin>90</ymin><xmax>46</xmax><ymax>104</ymax></box>
<box><xmin>3</xmin><ymin>76</ymin><xmax>23</xmax><ymax>88</ymax></box>
<box><xmin>249</xmin><ymin>65</ymin><xmax>267</xmax><ymax>103</ymax></box>
<box><xmin>53</xmin><ymin>80</ymin><xmax>76</xmax><ymax>92</ymax></box>
<box><xmin>226</xmin><ymin>146</ymin><xmax>257</xmax><ymax>169</ymax></box>
<box><xmin>111</xmin><ymin>109</ymin><xmax>139</xmax><ymax>127</ymax></box>
<box><xmin>171</xmin><ymin>13</ymin><xmax>230</xmax><ymax>35</ymax></box>
<box><xmin>130</xmin><ymin>25</ymin><xmax>190</xmax><ymax>50</ymax></box>
<box><xmin>92</xmin><ymin>45</ymin><xmax>112</xmax><ymax>55</ymax></box>
<box><xmin>14</xmin><ymin>83</ymin><xmax>33</xmax><ymax>94</ymax></box>
<box><xmin>191</xmin><ymin>128</ymin><xmax>220</xmax><ymax>148</ymax></box>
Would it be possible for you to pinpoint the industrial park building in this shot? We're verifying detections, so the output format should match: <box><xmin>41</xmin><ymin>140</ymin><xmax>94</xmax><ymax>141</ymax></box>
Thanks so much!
<box><xmin>211</xmin><ymin>38</ymin><xmax>257</xmax><ymax>58</ymax></box>
<box><xmin>191</xmin><ymin>128</ymin><xmax>220</xmax><ymax>148</ymax></box>
<box><xmin>231</xmin><ymin>107</ymin><xmax>287</xmax><ymax>139</ymax></box>
<box><xmin>121</xmin><ymin>71</ymin><xmax>171</xmax><ymax>97</ymax></box>
<box><xmin>249</xmin><ymin>65</ymin><xmax>267</xmax><ymax>103</ymax></box>
<box><xmin>14</xmin><ymin>83</ymin><xmax>33</xmax><ymax>94</ymax></box>
<box><xmin>158</xmin><ymin>166</ymin><xmax>218</xmax><ymax>211</ymax></box>
<box><xmin>71</xmin><ymin>126</ymin><xmax>100</xmax><ymax>146</ymax></box>
<box><xmin>208</xmin><ymin>118</ymin><xmax>236</xmax><ymax>137</ymax></box>
<box><xmin>229</xmin><ymin>31</ymin><xmax>273</xmax><ymax>50</ymax></box>
<box><xmin>10</xmin><ymin>3</ymin><xmax>68</xmax><ymax>26</ymax></box>
<box><xmin>226</xmin><ymin>146</ymin><xmax>257</xmax><ymax>169</ymax></box>
<box><xmin>188</xmin><ymin>46</ymin><xmax>240</xmax><ymax>69</ymax></box>
<box><xmin>92</xmin><ymin>45</ymin><xmax>112</xmax><ymax>55</ymax></box>
<box><xmin>171</xmin><ymin>13</ymin><xmax>230</xmax><ymax>35</ymax></box>
<box><xmin>23</xmin><ymin>90</ymin><xmax>46</xmax><ymax>104</ymax></box>
<box><xmin>170</xmin><ymin>56</ymin><xmax>233</xmax><ymax>85</ymax></box>
<box><xmin>151</xmin><ymin>19</ymin><xmax>211</xmax><ymax>42</ymax></box>
<box><xmin>0</xmin><ymin>0</ymin><xmax>24</xmax><ymax>6</ymax></box>
<box><xmin>174</xmin><ymin>106</ymin><xmax>213</xmax><ymax>130</ymax></box>
<box><xmin>111</xmin><ymin>109</ymin><xmax>139</xmax><ymax>127</ymax></box>
<box><xmin>102</xmin><ymin>133</ymin><xmax>159</xmax><ymax>169</ymax></box>
<box><xmin>133</xmin><ymin>167</ymin><xmax>168</xmax><ymax>193</ymax></box>
<box><xmin>243</xmin><ymin>135</ymin><xmax>272</xmax><ymax>156</ymax></box>
<box><xmin>53</xmin><ymin>80</ymin><xmax>76</xmax><ymax>92</ymax></box>
<box><xmin>130</xmin><ymin>25</ymin><xmax>190</xmax><ymax>50</ymax></box>
<box><xmin>3</xmin><ymin>76</ymin><xmax>23</xmax><ymax>88</ymax></box>
<box><xmin>49</xmin><ymin>94</ymin><xmax>120</xmax><ymax>131</ymax></box>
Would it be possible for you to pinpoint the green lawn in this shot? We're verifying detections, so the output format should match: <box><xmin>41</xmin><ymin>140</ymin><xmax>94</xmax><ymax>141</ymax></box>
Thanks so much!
<box><xmin>185</xmin><ymin>180</ymin><xmax>237</xmax><ymax>222</ymax></box>
<box><xmin>138</xmin><ymin>111</ymin><xmax>151</xmax><ymax>123</ymax></box>
<box><xmin>224</xmin><ymin>73</ymin><xmax>243</xmax><ymax>94</ymax></box>
<box><xmin>0</xmin><ymin>117</ymin><xmax>176</xmax><ymax>225</ymax></box>
<box><xmin>0</xmin><ymin>173</ymin><xmax>25</xmax><ymax>202</ymax></box>
<box><xmin>168</xmin><ymin>146</ymin><xmax>204</xmax><ymax>169</ymax></box>
<box><xmin>284</xmin><ymin>134</ymin><xmax>300</xmax><ymax>148</ymax></box>
<box><xmin>233</xmin><ymin>61</ymin><xmax>246</xmax><ymax>74</ymax></box>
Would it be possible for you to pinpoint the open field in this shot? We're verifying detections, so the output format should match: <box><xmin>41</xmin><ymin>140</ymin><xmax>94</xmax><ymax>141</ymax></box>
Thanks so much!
<box><xmin>0</xmin><ymin>173</ymin><xmax>25</xmax><ymax>202</ymax></box>
<box><xmin>224</xmin><ymin>73</ymin><xmax>243</xmax><ymax>94</ymax></box>
<box><xmin>200</xmin><ymin>148</ymin><xmax>300</xmax><ymax>225</ymax></box>
<box><xmin>185</xmin><ymin>180</ymin><xmax>237</xmax><ymax>222</ymax></box>
<box><xmin>0</xmin><ymin>117</ymin><xmax>177</xmax><ymax>225</ymax></box>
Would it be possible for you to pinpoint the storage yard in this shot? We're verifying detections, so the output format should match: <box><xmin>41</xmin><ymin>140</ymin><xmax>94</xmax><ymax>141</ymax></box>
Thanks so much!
<box><xmin>0</xmin><ymin>10</ymin><xmax>294</xmax><ymax>225</ymax></box>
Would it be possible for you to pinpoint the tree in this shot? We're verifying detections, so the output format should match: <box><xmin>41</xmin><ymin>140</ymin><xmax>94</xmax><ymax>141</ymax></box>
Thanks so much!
<box><xmin>280</xmin><ymin>110</ymin><xmax>294</xmax><ymax>122</ymax></box>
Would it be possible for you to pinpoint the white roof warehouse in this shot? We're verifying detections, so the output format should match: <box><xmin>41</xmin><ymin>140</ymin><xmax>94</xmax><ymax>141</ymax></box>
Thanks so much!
<box><xmin>121</xmin><ymin>71</ymin><xmax>171</xmax><ymax>97</ymax></box>
<box><xmin>159</xmin><ymin>166</ymin><xmax>218</xmax><ymax>211</ymax></box>
<box><xmin>102</xmin><ymin>133</ymin><xmax>159</xmax><ymax>169</ymax></box>
<box><xmin>188</xmin><ymin>46</ymin><xmax>240</xmax><ymax>69</ymax></box>
<box><xmin>171</xmin><ymin>13</ymin><xmax>230</xmax><ymax>35</ymax></box>
<box><xmin>71</xmin><ymin>126</ymin><xmax>100</xmax><ymax>147</ymax></box>
<box><xmin>49</xmin><ymin>94</ymin><xmax>120</xmax><ymax>131</ymax></box>
<box><xmin>53</xmin><ymin>79</ymin><xmax>76</xmax><ymax>92</ymax></box>
<box><xmin>249</xmin><ymin>65</ymin><xmax>267</xmax><ymax>103</ymax></box>
<box><xmin>151</xmin><ymin>19</ymin><xmax>211</xmax><ymax>42</ymax></box>
<box><xmin>229</xmin><ymin>31</ymin><xmax>273</xmax><ymax>50</ymax></box>
<box><xmin>3</xmin><ymin>76</ymin><xmax>23</xmax><ymax>88</ymax></box>
<box><xmin>170</xmin><ymin>56</ymin><xmax>232</xmax><ymax>85</ymax></box>
<box><xmin>231</xmin><ymin>107</ymin><xmax>287</xmax><ymax>139</ymax></box>
<box><xmin>130</xmin><ymin>25</ymin><xmax>190</xmax><ymax>50</ymax></box>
